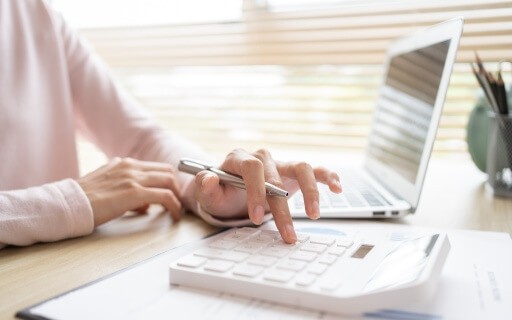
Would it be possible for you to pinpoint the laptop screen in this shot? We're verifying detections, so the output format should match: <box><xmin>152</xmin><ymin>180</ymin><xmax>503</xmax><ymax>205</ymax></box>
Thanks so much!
<box><xmin>366</xmin><ymin>40</ymin><xmax>451</xmax><ymax>184</ymax></box>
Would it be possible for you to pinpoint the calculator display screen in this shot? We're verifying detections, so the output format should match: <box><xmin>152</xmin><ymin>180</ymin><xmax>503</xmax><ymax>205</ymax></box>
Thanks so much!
<box><xmin>352</xmin><ymin>244</ymin><xmax>374</xmax><ymax>259</ymax></box>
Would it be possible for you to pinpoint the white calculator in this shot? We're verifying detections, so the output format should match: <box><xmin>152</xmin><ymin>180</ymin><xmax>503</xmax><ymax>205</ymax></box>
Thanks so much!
<box><xmin>169</xmin><ymin>226</ymin><xmax>450</xmax><ymax>316</ymax></box>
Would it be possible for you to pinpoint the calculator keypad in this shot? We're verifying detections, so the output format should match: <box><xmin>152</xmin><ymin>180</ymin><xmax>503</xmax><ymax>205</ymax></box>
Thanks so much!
<box><xmin>172</xmin><ymin>227</ymin><xmax>358</xmax><ymax>293</ymax></box>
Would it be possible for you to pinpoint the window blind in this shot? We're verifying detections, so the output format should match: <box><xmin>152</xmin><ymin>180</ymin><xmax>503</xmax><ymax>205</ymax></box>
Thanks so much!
<box><xmin>76</xmin><ymin>0</ymin><xmax>512</xmax><ymax>157</ymax></box>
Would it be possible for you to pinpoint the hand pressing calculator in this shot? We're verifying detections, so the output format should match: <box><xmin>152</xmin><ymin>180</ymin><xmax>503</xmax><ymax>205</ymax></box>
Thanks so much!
<box><xmin>169</xmin><ymin>227</ymin><xmax>450</xmax><ymax>316</ymax></box>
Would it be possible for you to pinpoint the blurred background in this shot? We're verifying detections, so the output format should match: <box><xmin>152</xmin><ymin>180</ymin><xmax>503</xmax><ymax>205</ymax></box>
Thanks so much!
<box><xmin>50</xmin><ymin>0</ymin><xmax>512</xmax><ymax>170</ymax></box>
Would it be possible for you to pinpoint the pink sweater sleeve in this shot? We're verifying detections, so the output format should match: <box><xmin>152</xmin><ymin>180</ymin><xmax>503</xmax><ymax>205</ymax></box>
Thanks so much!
<box><xmin>54</xmin><ymin>6</ymin><xmax>210</xmax><ymax>210</ymax></box>
<box><xmin>0</xmin><ymin>1</ymin><xmax>97</xmax><ymax>249</ymax></box>
<box><xmin>0</xmin><ymin>179</ymin><xmax>93</xmax><ymax>249</ymax></box>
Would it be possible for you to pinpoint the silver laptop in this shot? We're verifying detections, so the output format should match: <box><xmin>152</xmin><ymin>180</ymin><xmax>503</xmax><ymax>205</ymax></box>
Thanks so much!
<box><xmin>289</xmin><ymin>18</ymin><xmax>463</xmax><ymax>219</ymax></box>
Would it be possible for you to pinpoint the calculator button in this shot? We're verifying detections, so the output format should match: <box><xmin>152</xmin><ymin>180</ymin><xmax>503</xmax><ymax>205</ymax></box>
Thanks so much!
<box><xmin>247</xmin><ymin>235</ymin><xmax>275</xmax><ymax>245</ymax></box>
<box><xmin>223</xmin><ymin>233</ymin><xmax>249</xmax><ymax>242</ymax></box>
<box><xmin>194</xmin><ymin>248</ymin><xmax>249</xmax><ymax>262</ymax></box>
<box><xmin>260</xmin><ymin>230</ymin><xmax>280</xmax><ymax>238</ymax></box>
<box><xmin>296</xmin><ymin>233</ymin><xmax>310</xmax><ymax>242</ymax></box>
<box><xmin>318</xmin><ymin>255</ymin><xmax>337</xmax><ymax>265</ymax></box>
<box><xmin>260</xmin><ymin>247</ymin><xmax>291</xmax><ymax>257</ymax></box>
<box><xmin>307</xmin><ymin>263</ymin><xmax>328</xmax><ymax>275</ymax></box>
<box><xmin>276</xmin><ymin>260</ymin><xmax>307</xmax><ymax>272</ymax></box>
<box><xmin>300</xmin><ymin>243</ymin><xmax>328</xmax><ymax>253</ymax></box>
<box><xmin>176</xmin><ymin>255</ymin><xmax>207</xmax><ymax>268</ymax></box>
<box><xmin>234</xmin><ymin>243</ymin><xmax>264</xmax><ymax>254</ymax></box>
<box><xmin>263</xmin><ymin>269</ymin><xmax>295</xmax><ymax>283</ymax></box>
<box><xmin>309</xmin><ymin>236</ymin><xmax>336</xmax><ymax>246</ymax></box>
<box><xmin>247</xmin><ymin>255</ymin><xmax>278</xmax><ymax>267</ymax></box>
<box><xmin>204</xmin><ymin>260</ymin><xmax>235</xmax><ymax>273</ymax></box>
<box><xmin>336</xmin><ymin>239</ymin><xmax>354</xmax><ymax>248</ymax></box>
<box><xmin>295</xmin><ymin>273</ymin><xmax>317</xmax><ymax>287</ymax></box>
<box><xmin>289</xmin><ymin>251</ymin><xmax>317</xmax><ymax>262</ymax></box>
<box><xmin>233</xmin><ymin>265</ymin><xmax>264</xmax><ymax>278</ymax></box>
<box><xmin>328</xmin><ymin>247</ymin><xmax>347</xmax><ymax>256</ymax></box>
<box><xmin>319</xmin><ymin>277</ymin><xmax>341</xmax><ymax>292</ymax></box>
<box><xmin>272</xmin><ymin>240</ymin><xmax>301</xmax><ymax>250</ymax></box>
<box><xmin>209</xmin><ymin>240</ymin><xmax>238</xmax><ymax>250</ymax></box>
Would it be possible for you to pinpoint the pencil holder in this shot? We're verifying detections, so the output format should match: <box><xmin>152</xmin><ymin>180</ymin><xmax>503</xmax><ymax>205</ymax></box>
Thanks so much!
<box><xmin>486</xmin><ymin>113</ymin><xmax>512</xmax><ymax>197</ymax></box>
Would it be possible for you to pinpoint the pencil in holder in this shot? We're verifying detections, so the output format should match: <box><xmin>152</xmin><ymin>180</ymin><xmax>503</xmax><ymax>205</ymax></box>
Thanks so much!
<box><xmin>486</xmin><ymin>113</ymin><xmax>512</xmax><ymax>197</ymax></box>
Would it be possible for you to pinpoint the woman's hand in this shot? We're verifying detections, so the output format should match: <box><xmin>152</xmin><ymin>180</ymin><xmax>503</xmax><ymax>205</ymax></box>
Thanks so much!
<box><xmin>194</xmin><ymin>149</ymin><xmax>342</xmax><ymax>243</ymax></box>
<box><xmin>77</xmin><ymin>157</ymin><xmax>182</xmax><ymax>227</ymax></box>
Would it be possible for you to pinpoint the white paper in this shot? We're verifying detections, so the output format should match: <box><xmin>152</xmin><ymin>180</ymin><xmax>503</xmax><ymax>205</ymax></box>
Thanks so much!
<box><xmin>27</xmin><ymin>221</ymin><xmax>512</xmax><ymax>320</ymax></box>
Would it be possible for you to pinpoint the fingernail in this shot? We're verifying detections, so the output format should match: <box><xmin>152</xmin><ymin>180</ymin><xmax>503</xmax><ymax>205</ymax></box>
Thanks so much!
<box><xmin>253</xmin><ymin>205</ymin><xmax>265</xmax><ymax>225</ymax></box>
<box><xmin>285</xmin><ymin>224</ymin><xmax>297</xmax><ymax>243</ymax></box>
<box><xmin>333</xmin><ymin>179</ymin><xmax>342</xmax><ymax>192</ymax></box>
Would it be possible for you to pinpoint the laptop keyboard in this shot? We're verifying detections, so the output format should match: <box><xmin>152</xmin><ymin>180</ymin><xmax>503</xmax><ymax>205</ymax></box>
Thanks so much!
<box><xmin>294</xmin><ymin>172</ymin><xmax>390</xmax><ymax>209</ymax></box>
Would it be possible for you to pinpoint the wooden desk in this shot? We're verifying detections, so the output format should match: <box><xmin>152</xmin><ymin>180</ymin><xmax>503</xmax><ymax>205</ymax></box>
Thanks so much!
<box><xmin>0</xmin><ymin>157</ymin><xmax>511</xmax><ymax>319</ymax></box>
<box><xmin>405</xmin><ymin>158</ymin><xmax>512</xmax><ymax>233</ymax></box>
<box><xmin>0</xmin><ymin>213</ymin><xmax>219</xmax><ymax>319</ymax></box>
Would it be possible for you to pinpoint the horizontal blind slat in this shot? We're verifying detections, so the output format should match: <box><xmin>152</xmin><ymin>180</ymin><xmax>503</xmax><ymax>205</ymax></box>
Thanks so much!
<box><xmin>74</xmin><ymin>1</ymin><xmax>506</xmax><ymax>156</ymax></box>
<box><xmin>79</xmin><ymin>1</ymin><xmax>512</xmax><ymax>65</ymax></box>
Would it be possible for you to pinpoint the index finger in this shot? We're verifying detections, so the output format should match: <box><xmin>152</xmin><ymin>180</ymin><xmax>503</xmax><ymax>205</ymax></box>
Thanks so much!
<box><xmin>254</xmin><ymin>150</ymin><xmax>297</xmax><ymax>244</ymax></box>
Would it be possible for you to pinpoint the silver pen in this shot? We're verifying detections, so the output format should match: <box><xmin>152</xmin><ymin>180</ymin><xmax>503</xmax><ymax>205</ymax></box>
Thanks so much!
<box><xmin>178</xmin><ymin>158</ymin><xmax>288</xmax><ymax>197</ymax></box>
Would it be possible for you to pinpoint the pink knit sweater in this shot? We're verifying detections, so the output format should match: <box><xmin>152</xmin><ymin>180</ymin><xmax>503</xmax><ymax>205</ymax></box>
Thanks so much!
<box><xmin>0</xmin><ymin>0</ymin><xmax>216</xmax><ymax>248</ymax></box>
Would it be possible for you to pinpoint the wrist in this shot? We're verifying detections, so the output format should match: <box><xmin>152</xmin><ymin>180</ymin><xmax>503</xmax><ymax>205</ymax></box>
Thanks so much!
<box><xmin>195</xmin><ymin>201</ymin><xmax>272</xmax><ymax>227</ymax></box>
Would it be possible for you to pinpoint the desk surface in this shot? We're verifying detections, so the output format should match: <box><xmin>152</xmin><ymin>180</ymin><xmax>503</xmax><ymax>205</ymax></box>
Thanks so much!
<box><xmin>1</xmin><ymin>157</ymin><xmax>511</xmax><ymax>319</ymax></box>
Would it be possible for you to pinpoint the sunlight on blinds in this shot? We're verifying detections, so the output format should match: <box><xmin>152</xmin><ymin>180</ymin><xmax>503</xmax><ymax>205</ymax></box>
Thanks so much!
<box><xmin>51</xmin><ymin>0</ymin><xmax>241</xmax><ymax>28</ymax></box>
<box><xmin>56</xmin><ymin>0</ymin><xmax>512</xmax><ymax>161</ymax></box>
<box><xmin>113</xmin><ymin>63</ymin><xmax>476</xmax><ymax>156</ymax></box>
<box><xmin>119</xmin><ymin>65</ymin><xmax>376</xmax><ymax>153</ymax></box>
